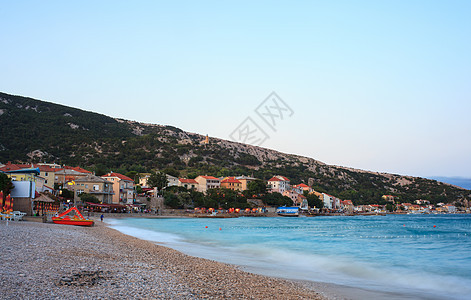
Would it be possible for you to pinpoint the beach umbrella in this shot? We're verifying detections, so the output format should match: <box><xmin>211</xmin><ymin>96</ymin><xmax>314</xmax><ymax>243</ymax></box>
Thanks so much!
<box><xmin>4</xmin><ymin>194</ymin><xmax>12</xmax><ymax>212</ymax></box>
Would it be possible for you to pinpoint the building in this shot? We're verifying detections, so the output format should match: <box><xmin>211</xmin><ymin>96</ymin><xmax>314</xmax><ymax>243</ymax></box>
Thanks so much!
<box><xmin>341</xmin><ymin>200</ymin><xmax>354</xmax><ymax>213</ymax></box>
<box><xmin>73</xmin><ymin>174</ymin><xmax>114</xmax><ymax>204</ymax></box>
<box><xmin>220</xmin><ymin>177</ymin><xmax>243</xmax><ymax>191</ymax></box>
<box><xmin>236</xmin><ymin>175</ymin><xmax>257</xmax><ymax>191</ymax></box>
<box><xmin>200</xmin><ymin>134</ymin><xmax>209</xmax><ymax>145</ymax></box>
<box><xmin>101</xmin><ymin>172</ymin><xmax>135</xmax><ymax>204</ymax></box>
<box><xmin>382</xmin><ymin>195</ymin><xmax>397</xmax><ymax>203</ymax></box>
<box><xmin>138</xmin><ymin>173</ymin><xmax>152</xmax><ymax>188</ymax></box>
<box><xmin>296</xmin><ymin>194</ymin><xmax>308</xmax><ymax>210</ymax></box>
<box><xmin>415</xmin><ymin>199</ymin><xmax>430</xmax><ymax>205</ymax></box>
<box><xmin>292</xmin><ymin>183</ymin><xmax>311</xmax><ymax>194</ymax></box>
<box><xmin>178</xmin><ymin>178</ymin><xmax>198</xmax><ymax>190</ymax></box>
<box><xmin>0</xmin><ymin>162</ymin><xmax>55</xmax><ymax>188</ymax></box>
<box><xmin>194</xmin><ymin>176</ymin><xmax>220</xmax><ymax>193</ymax></box>
<box><xmin>282</xmin><ymin>190</ymin><xmax>299</xmax><ymax>205</ymax></box>
<box><xmin>444</xmin><ymin>204</ymin><xmax>457</xmax><ymax>213</ymax></box>
<box><xmin>322</xmin><ymin>193</ymin><xmax>333</xmax><ymax>209</ymax></box>
<box><xmin>54</xmin><ymin>168</ymin><xmax>91</xmax><ymax>188</ymax></box>
<box><xmin>166</xmin><ymin>174</ymin><xmax>179</xmax><ymax>187</ymax></box>
<box><xmin>267</xmin><ymin>175</ymin><xmax>290</xmax><ymax>194</ymax></box>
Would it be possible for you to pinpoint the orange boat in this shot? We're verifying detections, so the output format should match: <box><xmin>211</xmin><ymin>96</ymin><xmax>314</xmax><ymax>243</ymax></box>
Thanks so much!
<box><xmin>52</xmin><ymin>207</ymin><xmax>94</xmax><ymax>227</ymax></box>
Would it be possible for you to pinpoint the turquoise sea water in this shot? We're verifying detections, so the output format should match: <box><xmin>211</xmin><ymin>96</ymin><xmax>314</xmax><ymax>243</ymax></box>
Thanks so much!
<box><xmin>108</xmin><ymin>215</ymin><xmax>471</xmax><ymax>299</ymax></box>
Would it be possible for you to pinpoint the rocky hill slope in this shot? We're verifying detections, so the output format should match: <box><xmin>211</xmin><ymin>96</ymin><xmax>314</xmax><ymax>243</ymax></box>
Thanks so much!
<box><xmin>1</xmin><ymin>91</ymin><xmax>469</xmax><ymax>205</ymax></box>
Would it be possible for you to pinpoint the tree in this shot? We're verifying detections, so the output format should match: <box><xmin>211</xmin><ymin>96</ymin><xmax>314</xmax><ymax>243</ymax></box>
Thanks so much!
<box><xmin>386</xmin><ymin>203</ymin><xmax>395</xmax><ymax>212</ymax></box>
<box><xmin>247</xmin><ymin>180</ymin><xmax>267</xmax><ymax>196</ymax></box>
<box><xmin>0</xmin><ymin>173</ymin><xmax>14</xmax><ymax>207</ymax></box>
<box><xmin>163</xmin><ymin>191</ymin><xmax>180</xmax><ymax>208</ymax></box>
<box><xmin>125</xmin><ymin>171</ymin><xmax>138</xmax><ymax>183</ymax></box>
<box><xmin>262</xmin><ymin>192</ymin><xmax>292</xmax><ymax>207</ymax></box>
<box><xmin>163</xmin><ymin>167</ymin><xmax>180</xmax><ymax>178</ymax></box>
<box><xmin>305</xmin><ymin>193</ymin><xmax>324</xmax><ymax>209</ymax></box>
<box><xmin>59</xmin><ymin>188</ymin><xmax>74</xmax><ymax>199</ymax></box>
<box><xmin>148</xmin><ymin>171</ymin><xmax>168</xmax><ymax>194</ymax></box>
<box><xmin>79</xmin><ymin>193</ymin><xmax>100</xmax><ymax>204</ymax></box>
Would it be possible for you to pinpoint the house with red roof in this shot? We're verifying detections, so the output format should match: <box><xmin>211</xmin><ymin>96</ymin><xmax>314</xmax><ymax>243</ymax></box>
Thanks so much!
<box><xmin>101</xmin><ymin>172</ymin><xmax>135</xmax><ymax>204</ymax></box>
<box><xmin>194</xmin><ymin>175</ymin><xmax>220</xmax><ymax>193</ymax></box>
<box><xmin>220</xmin><ymin>177</ymin><xmax>242</xmax><ymax>191</ymax></box>
<box><xmin>1</xmin><ymin>162</ymin><xmax>56</xmax><ymax>188</ymax></box>
<box><xmin>341</xmin><ymin>200</ymin><xmax>354</xmax><ymax>213</ymax></box>
<box><xmin>292</xmin><ymin>183</ymin><xmax>311</xmax><ymax>194</ymax></box>
<box><xmin>235</xmin><ymin>175</ymin><xmax>257</xmax><ymax>191</ymax></box>
<box><xmin>381</xmin><ymin>195</ymin><xmax>397</xmax><ymax>203</ymax></box>
<box><xmin>74</xmin><ymin>174</ymin><xmax>114</xmax><ymax>204</ymax></box>
<box><xmin>178</xmin><ymin>178</ymin><xmax>198</xmax><ymax>190</ymax></box>
<box><xmin>267</xmin><ymin>175</ymin><xmax>290</xmax><ymax>194</ymax></box>
<box><xmin>61</xmin><ymin>165</ymin><xmax>93</xmax><ymax>174</ymax></box>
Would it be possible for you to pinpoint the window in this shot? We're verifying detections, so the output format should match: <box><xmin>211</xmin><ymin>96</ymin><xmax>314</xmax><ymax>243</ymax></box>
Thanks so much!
<box><xmin>45</xmin><ymin>172</ymin><xmax>48</xmax><ymax>176</ymax></box>
<box><xmin>93</xmin><ymin>185</ymin><xmax>99</xmax><ymax>191</ymax></box>
<box><xmin>85</xmin><ymin>184</ymin><xmax>88</xmax><ymax>188</ymax></box>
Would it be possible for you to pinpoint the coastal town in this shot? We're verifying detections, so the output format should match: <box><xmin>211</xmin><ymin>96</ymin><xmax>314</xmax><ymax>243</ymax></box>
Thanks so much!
<box><xmin>0</xmin><ymin>161</ymin><xmax>466</xmax><ymax>218</ymax></box>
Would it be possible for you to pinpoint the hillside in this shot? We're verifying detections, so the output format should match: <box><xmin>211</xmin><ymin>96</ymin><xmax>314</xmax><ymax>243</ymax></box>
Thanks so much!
<box><xmin>1</xmin><ymin>92</ymin><xmax>469</xmax><ymax>205</ymax></box>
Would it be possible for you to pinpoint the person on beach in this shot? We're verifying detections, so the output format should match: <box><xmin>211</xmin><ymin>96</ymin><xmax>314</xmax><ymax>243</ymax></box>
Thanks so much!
<box><xmin>100</xmin><ymin>214</ymin><xmax>104</xmax><ymax>222</ymax></box>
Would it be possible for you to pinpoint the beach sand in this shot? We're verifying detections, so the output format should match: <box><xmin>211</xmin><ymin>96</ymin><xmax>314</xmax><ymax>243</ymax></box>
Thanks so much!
<box><xmin>0</xmin><ymin>219</ymin><xmax>325</xmax><ymax>299</ymax></box>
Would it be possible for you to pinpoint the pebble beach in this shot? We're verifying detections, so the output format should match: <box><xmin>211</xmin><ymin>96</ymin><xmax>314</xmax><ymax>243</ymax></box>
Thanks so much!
<box><xmin>0</xmin><ymin>219</ymin><xmax>325</xmax><ymax>299</ymax></box>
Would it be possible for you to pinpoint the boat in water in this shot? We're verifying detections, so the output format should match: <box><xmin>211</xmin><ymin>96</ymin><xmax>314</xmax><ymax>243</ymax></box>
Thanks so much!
<box><xmin>276</xmin><ymin>206</ymin><xmax>299</xmax><ymax>217</ymax></box>
<box><xmin>52</xmin><ymin>207</ymin><xmax>94</xmax><ymax>226</ymax></box>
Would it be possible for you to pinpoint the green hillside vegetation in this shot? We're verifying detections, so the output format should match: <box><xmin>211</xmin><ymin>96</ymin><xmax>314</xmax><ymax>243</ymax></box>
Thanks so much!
<box><xmin>1</xmin><ymin>92</ymin><xmax>469</xmax><ymax>206</ymax></box>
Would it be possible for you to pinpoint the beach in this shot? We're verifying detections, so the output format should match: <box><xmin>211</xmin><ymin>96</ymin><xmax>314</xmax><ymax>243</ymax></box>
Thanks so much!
<box><xmin>0</xmin><ymin>219</ymin><xmax>325</xmax><ymax>299</ymax></box>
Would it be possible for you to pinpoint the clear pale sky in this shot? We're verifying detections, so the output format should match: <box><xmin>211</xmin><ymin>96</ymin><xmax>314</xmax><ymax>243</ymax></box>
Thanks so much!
<box><xmin>2</xmin><ymin>1</ymin><xmax>470</xmax><ymax>178</ymax></box>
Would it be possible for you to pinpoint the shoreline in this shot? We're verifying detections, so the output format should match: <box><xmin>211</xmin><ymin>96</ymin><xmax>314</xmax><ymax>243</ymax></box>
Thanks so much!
<box><xmin>0</xmin><ymin>219</ymin><xmax>325</xmax><ymax>299</ymax></box>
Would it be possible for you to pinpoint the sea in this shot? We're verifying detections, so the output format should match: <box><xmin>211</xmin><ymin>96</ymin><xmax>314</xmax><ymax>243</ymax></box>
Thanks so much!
<box><xmin>108</xmin><ymin>214</ymin><xmax>471</xmax><ymax>300</ymax></box>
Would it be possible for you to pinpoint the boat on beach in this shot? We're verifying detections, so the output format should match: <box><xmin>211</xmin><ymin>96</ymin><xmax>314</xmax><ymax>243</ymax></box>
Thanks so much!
<box><xmin>276</xmin><ymin>206</ymin><xmax>299</xmax><ymax>217</ymax></box>
<box><xmin>52</xmin><ymin>207</ymin><xmax>94</xmax><ymax>226</ymax></box>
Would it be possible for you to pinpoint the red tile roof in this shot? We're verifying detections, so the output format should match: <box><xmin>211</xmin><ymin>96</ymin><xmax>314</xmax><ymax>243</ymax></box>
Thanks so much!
<box><xmin>61</xmin><ymin>166</ymin><xmax>93</xmax><ymax>174</ymax></box>
<box><xmin>179</xmin><ymin>178</ymin><xmax>198</xmax><ymax>184</ymax></box>
<box><xmin>0</xmin><ymin>163</ymin><xmax>23</xmax><ymax>172</ymax></box>
<box><xmin>199</xmin><ymin>176</ymin><xmax>219</xmax><ymax>180</ymax></box>
<box><xmin>102</xmin><ymin>172</ymin><xmax>134</xmax><ymax>181</ymax></box>
<box><xmin>221</xmin><ymin>177</ymin><xmax>242</xmax><ymax>184</ymax></box>
<box><xmin>268</xmin><ymin>175</ymin><xmax>290</xmax><ymax>182</ymax></box>
<box><xmin>36</xmin><ymin>165</ymin><xmax>56</xmax><ymax>172</ymax></box>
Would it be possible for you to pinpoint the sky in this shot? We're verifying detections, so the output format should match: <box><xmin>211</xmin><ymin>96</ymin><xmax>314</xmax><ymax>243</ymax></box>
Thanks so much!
<box><xmin>1</xmin><ymin>1</ymin><xmax>470</xmax><ymax>178</ymax></box>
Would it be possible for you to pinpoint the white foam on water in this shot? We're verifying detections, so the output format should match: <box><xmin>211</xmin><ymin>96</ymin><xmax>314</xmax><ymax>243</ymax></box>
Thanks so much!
<box><xmin>235</xmin><ymin>245</ymin><xmax>471</xmax><ymax>300</ymax></box>
<box><xmin>107</xmin><ymin>219</ymin><xmax>184</xmax><ymax>245</ymax></box>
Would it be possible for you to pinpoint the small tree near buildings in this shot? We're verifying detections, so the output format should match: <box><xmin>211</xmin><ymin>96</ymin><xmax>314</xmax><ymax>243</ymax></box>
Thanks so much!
<box><xmin>79</xmin><ymin>193</ymin><xmax>100</xmax><ymax>204</ymax></box>
<box><xmin>148</xmin><ymin>171</ymin><xmax>168</xmax><ymax>194</ymax></box>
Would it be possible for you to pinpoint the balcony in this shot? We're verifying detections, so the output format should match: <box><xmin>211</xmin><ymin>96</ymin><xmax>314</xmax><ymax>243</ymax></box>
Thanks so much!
<box><xmin>89</xmin><ymin>190</ymin><xmax>114</xmax><ymax>195</ymax></box>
